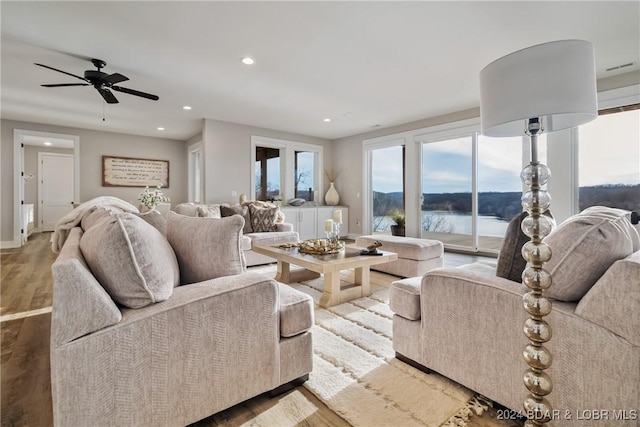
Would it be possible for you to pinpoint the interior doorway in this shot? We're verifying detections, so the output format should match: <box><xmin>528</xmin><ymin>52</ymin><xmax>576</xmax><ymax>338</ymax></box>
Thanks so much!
<box><xmin>38</xmin><ymin>152</ymin><xmax>75</xmax><ymax>232</ymax></box>
<box><xmin>13</xmin><ymin>129</ymin><xmax>79</xmax><ymax>247</ymax></box>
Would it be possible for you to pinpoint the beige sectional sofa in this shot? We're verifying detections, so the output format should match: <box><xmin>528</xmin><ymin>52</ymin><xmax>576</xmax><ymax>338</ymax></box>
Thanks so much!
<box><xmin>50</xmin><ymin>204</ymin><xmax>313</xmax><ymax>426</ymax></box>
<box><xmin>175</xmin><ymin>202</ymin><xmax>299</xmax><ymax>266</ymax></box>
<box><xmin>390</xmin><ymin>207</ymin><xmax>640</xmax><ymax>426</ymax></box>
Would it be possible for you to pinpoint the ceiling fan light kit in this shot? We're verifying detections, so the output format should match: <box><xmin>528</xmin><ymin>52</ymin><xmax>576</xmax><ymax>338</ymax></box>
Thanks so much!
<box><xmin>35</xmin><ymin>58</ymin><xmax>159</xmax><ymax>104</ymax></box>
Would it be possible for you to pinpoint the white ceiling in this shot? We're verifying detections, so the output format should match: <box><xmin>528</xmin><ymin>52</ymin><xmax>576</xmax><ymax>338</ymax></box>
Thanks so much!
<box><xmin>2</xmin><ymin>1</ymin><xmax>639</xmax><ymax>141</ymax></box>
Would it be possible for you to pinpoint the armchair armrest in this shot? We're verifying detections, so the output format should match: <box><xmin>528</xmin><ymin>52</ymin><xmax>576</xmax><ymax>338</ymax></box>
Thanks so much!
<box><xmin>275</xmin><ymin>222</ymin><xmax>294</xmax><ymax>232</ymax></box>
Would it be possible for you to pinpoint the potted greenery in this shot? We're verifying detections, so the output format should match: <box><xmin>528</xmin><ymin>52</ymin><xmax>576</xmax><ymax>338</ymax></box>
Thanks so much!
<box><xmin>389</xmin><ymin>209</ymin><xmax>406</xmax><ymax>236</ymax></box>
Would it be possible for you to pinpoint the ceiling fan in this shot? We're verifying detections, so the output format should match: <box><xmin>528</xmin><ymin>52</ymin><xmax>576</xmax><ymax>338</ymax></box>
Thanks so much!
<box><xmin>34</xmin><ymin>58</ymin><xmax>159</xmax><ymax>104</ymax></box>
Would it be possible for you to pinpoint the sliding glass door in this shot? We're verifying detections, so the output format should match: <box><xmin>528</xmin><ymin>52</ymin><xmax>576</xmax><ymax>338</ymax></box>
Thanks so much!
<box><xmin>369</xmin><ymin>144</ymin><xmax>405</xmax><ymax>234</ymax></box>
<box><xmin>421</xmin><ymin>137</ymin><xmax>472</xmax><ymax>247</ymax></box>
<box><xmin>476</xmin><ymin>135</ymin><xmax>523</xmax><ymax>250</ymax></box>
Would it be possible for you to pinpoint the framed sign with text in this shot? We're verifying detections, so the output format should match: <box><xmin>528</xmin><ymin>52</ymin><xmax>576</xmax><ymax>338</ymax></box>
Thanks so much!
<box><xmin>102</xmin><ymin>156</ymin><xmax>169</xmax><ymax>187</ymax></box>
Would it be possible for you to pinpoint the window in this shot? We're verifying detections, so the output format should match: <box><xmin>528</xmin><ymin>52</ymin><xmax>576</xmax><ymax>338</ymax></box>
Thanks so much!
<box><xmin>255</xmin><ymin>146</ymin><xmax>281</xmax><ymax>201</ymax></box>
<box><xmin>251</xmin><ymin>136</ymin><xmax>323</xmax><ymax>203</ymax></box>
<box><xmin>294</xmin><ymin>150</ymin><xmax>316</xmax><ymax>201</ymax></box>
<box><xmin>578</xmin><ymin>108</ymin><xmax>640</xmax><ymax>211</ymax></box>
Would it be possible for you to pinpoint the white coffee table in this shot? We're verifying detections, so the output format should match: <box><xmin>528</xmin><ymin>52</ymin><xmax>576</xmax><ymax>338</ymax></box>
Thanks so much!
<box><xmin>253</xmin><ymin>244</ymin><xmax>398</xmax><ymax>308</ymax></box>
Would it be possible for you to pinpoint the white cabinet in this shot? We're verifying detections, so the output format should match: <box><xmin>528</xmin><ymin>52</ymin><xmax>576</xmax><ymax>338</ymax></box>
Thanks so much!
<box><xmin>281</xmin><ymin>206</ymin><xmax>349</xmax><ymax>240</ymax></box>
<box><xmin>280</xmin><ymin>207</ymin><xmax>317</xmax><ymax>240</ymax></box>
<box><xmin>316</xmin><ymin>206</ymin><xmax>349</xmax><ymax>238</ymax></box>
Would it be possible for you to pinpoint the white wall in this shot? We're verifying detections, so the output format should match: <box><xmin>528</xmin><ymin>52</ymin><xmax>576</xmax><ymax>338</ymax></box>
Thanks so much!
<box><xmin>202</xmin><ymin>119</ymin><xmax>332</xmax><ymax>204</ymax></box>
<box><xmin>1</xmin><ymin>119</ymin><xmax>189</xmax><ymax>242</ymax></box>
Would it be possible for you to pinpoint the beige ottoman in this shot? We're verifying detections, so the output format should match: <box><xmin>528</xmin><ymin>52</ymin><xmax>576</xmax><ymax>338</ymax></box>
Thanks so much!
<box><xmin>354</xmin><ymin>235</ymin><xmax>443</xmax><ymax>277</ymax></box>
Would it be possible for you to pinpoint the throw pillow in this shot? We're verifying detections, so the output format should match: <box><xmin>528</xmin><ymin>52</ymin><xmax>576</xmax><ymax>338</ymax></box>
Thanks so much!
<box><xmin>80</xmin><ymin>213</ymin><xmax>180</xmax><ymax>309</ymax></box>
<box><xmin>580</xmin><ymin>206</ymin><xmax>640</xmax><ymax>252</ymax></box>
<box><xmin>496</xmin><ymin>211</ymin><xmax>554</xmax><ymax>283</ymax></box>
<box><xmin>137</xmin><ymin>210</ymin><xmax>167</xmax><ymax>236</ymax></box>
<box><xmin>249</xmin><ymin>204</ymin><xmax>279</xmax><ymax>232</ymax></box>
<box><xmin>221</xmin><ymin>205</ymin><xmax>253</xmax><ymax>234</ymax></box>
<box><xmin>166</xmin><ymin>212</ymin><xmax>246</xmax><ymax>284</ymax></box>
<box><xmin>196</xmin><ymin>204</ymin><xmax>222</xmax><ymax>219</ymax></box>
<box><xmin>541</xmin><ymin>212</ymin><xmax>634</xmax><ymax>302</ymax></box>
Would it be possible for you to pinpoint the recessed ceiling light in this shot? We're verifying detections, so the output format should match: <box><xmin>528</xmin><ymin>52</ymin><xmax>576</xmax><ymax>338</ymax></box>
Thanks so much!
<box><xmin>242</xmin><ymin>57</ymin><xmax>255</xmax><ymax>65</ymax></box>
<box><xmin>157</xmin><ymin>127</ymin><xmax>165</xmax><ymax>131</ymax></box>
<box><xmin>182</xmin><ymin>105</ymin><xmax>192</xmax><ymax>110</ymax></box>
<box><xmin>44</xmin><ymin>141</ymin><xmax>52</xmax><ymax>146</ymax></box>
<box><xmin>323</xmin><ymin>118</ymin><xmax>331</xmax><ymax>122</ymax></box>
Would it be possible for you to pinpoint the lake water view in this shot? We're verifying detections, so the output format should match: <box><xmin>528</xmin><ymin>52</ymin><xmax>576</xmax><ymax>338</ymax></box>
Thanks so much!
<box><xmin>374</xmin><ymin>210</ymin><xmax>510</xmax><ymax>237</ymax></box>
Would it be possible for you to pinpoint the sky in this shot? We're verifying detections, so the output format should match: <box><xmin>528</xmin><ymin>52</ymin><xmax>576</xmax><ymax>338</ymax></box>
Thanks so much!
<box><xmin>372</xmin><ymin>110</ymin><xmax>639</xmax><ymax>194</ymax></box>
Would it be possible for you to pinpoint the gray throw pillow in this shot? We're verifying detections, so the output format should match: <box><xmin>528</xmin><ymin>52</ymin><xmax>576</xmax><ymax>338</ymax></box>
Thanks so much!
<box><xmin>80</xmin><ymin>213</ymin><xmax>179</xmax><ymax>308</ymax></box>
<box><xmin>166</xmin><ymin>212</ymin><xmax>246</xmax><ymax>284</ymax></box>
<box><xmin>496</xmin><ymin>211</ymin><xmax>554</xmax><ymax>283</ymax></box>
<box><xmin>248</xmin><ymin>204</ymin><xmax>278</xmax><ymax>232</ymax></box>
<box><xmin>221</xmin><ymin>205</ymin><xmax>253</xmax><ymax>234</ymax></box>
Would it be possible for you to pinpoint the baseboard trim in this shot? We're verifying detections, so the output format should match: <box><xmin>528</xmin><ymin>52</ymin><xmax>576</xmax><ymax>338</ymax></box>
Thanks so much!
<box><xmin>1</xmin><ymin>239</ymin><xmax>21</xmax><ymax>249</ymax></box>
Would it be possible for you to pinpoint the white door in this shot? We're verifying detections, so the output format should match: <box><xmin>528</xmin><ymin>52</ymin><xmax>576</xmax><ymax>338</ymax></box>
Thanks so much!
<box><xmin>39</xmin><ymin>153</ymin><xmax>75</xmax><ymax>232</ymax></box>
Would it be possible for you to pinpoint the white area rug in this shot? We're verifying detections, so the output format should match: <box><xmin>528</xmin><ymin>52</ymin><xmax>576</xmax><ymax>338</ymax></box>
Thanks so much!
<box><xmin>287</xmin><ymin>276</ymin><xmax>510</xmax><ymax>427</ymax></box>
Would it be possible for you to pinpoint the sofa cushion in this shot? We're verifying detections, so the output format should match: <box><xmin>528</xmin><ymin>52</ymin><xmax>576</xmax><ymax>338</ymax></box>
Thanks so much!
<box><xmin>80</xmin><ymin>213</ymin><xmax>179</xmax><ymax>308</ymax></box>
<box><xmin>221</xmin><ymin>205</ymin><xmax>253</xmax><ymax>234</ymax></box>
<box><xmin>543</xmin><ymin>212</ymin><xmax>635</xmax><ymax>302</ymax></box>
<box><xmin>389</xmin><ymin>276</ymin><xmax>422</xmax><ymax>320</ymax></box>
<box><xmin>278</xmin><ymin>284</ymin><xmax>314</xmax><ymax>337</ymax></box>
<box><xmin>249</xmin><ymin>204</ymin><xmax>279</xmax><ymax>232</ymax></box>
<box><xmin>167</xmin><ymin>212</ymin><xmax>245</xmax><ymax>284</ymax></box>
<box><xmin>575</xmin><ymin>251</ymin><xmax>640</xmax><ymax>346</ymax></box>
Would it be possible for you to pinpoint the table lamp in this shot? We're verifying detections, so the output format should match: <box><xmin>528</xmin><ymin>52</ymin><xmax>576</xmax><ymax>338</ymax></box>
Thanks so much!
<box><xmin>479</xmin><ymin>39</ymin><xmax>597</xmax><ymax>426</ymax></box>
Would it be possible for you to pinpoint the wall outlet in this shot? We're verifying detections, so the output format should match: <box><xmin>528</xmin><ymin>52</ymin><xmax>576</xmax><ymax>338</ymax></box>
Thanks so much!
<box><xmin>355</xmin><ymin>218</ymin><xmax>360</xmax><ymax>226</ymax></box>
<box><xmin>231</xmin><ymin>190</ymin><xmax>237</xmax><ymax>197</ymax></box>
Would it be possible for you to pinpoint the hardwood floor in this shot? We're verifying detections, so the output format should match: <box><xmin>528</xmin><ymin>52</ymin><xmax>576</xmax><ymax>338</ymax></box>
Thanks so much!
<box><xmin>1</xmin><ymin>232</ymin><xmax>495</xmax><ymax>427</ymax></box>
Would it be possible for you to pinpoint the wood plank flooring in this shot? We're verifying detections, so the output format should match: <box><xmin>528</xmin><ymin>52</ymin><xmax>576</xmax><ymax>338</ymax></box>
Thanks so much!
<box><xmin>1</xmin><ymin>232</ymin><xmax>499</xmax><ymax>427</ymax></box>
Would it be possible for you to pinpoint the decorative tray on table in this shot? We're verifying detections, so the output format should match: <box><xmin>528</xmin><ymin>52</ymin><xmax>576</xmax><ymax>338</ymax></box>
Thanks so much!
<box><xmin>280</xmin><ymin>239</ymin><xmax>345</xmax><ymax>255</ymax></box>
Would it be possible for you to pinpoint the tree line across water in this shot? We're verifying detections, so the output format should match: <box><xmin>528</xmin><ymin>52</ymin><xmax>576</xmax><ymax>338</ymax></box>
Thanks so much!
<box><xmin>373</xmin><ymin>184</ymin><xmax>639</xmax><ymax>220</ymax></box>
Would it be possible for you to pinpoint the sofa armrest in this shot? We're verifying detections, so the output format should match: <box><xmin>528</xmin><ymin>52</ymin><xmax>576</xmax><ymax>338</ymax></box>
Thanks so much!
<box><xmin>275</xmin><ymin>222</ymin><xmax>294</xmax><ymax>232</ymax></box>
<box><xmin>51</xmin><ymin>227</ymin><xmax>122</xmax><ymax>346</ymax></box>
<box><xmin>575</xmin><ymin>251</ymin><xmax>640</xmax><ymax>346</ymax></box>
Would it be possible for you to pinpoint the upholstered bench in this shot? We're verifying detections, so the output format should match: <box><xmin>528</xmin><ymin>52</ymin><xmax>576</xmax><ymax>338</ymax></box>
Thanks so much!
<box><xmin>354</xmin><ymin>235</ymin><xmax>444</xmax><ymax>277</ymax></box>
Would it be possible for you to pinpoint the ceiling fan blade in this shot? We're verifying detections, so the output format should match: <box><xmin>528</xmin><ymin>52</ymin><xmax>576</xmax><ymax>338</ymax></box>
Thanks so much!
<box><xmin>97</xmin><ymin>87</ymin><xmax>119</xmax><ymax>104</ymax></box>
<box><xmin>34</xmin><ymin>63</ymin><xmax>87</xmax><ymax>82</ymax></box>
<box><xmin>42</xmin><ymin>83</ymin><xmax>90</xmax><ymax>87</ymax></box>
<box><xmin>103</xmin><ymin>73</ymin><xmax>129</xmax><ymax>85</ymax></box>
<box><xmin>111</xmin><ymin>85</ymin><xmax>159</xmax><ymax>101</ymax></box>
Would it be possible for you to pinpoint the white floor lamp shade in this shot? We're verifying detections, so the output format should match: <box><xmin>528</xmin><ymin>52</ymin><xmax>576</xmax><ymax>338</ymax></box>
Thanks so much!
<box><xmin>479</xmin><ymin>40</ymin><xmax>597</xmax><ymax>426</ymax></box>
<box><xmin>480</xmin><ymin>39</ymin><xmax>597</xmax><ymax>137</ymax></box>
